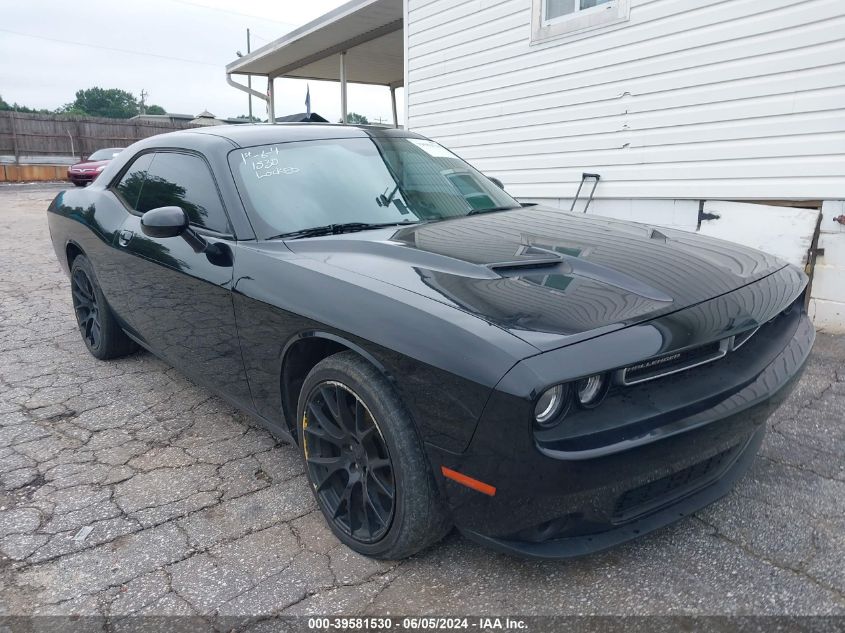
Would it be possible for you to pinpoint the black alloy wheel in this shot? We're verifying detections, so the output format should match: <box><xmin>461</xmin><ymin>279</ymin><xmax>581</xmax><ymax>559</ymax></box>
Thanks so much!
<box><xmin>71</xmin><ymin>267</ymin><xmax>102</xmax><ymax>350</ymax></box>
<box><xmin>297</xmin><ymin>351</ymin><xmax>451</xmax><ymax>559</ymax></box>
<box><xmin>69</xmin><ymin>254</ymin><xmax>137</xmax><ymax>360</ymax></box>
<box><xmin>303</xmin><ymin>381</ymin><xmax>396</xmax><ymax>543</ymax></box>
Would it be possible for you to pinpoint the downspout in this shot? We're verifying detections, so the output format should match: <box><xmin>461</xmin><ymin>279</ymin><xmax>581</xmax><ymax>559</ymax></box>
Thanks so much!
<box><xmin>226</xmin><ymin>73</ymin><xmax>270</xmax><ymax>120</ymax></box>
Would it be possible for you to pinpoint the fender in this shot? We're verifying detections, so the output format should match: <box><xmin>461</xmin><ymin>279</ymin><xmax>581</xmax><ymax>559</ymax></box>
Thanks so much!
<box><xmin>62</xmin><ymin>238</ymin><xmax>86</xmax><ymax>275</ymax></box>
<box><xmin>274</xmin><ymin>329</ymin><xmax>397</xmax><ymax>437</ymax></box>
<box><xmin>280</xmin><ymin>329</ymin><xmax>392</xmax><ymax>381</ymax></box>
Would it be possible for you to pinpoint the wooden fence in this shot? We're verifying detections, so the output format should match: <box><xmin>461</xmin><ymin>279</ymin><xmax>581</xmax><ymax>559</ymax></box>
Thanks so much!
<box><xmin>0</xmin><ymin>112</ymin><xmax>198</xmax><ymax>163</ymax></box>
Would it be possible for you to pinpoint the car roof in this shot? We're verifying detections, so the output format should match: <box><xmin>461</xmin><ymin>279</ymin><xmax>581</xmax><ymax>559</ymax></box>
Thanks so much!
<box><xmin>135</xmin><ymin>123</ymin><xmax>422</xmax><ymax>152</ymax></box>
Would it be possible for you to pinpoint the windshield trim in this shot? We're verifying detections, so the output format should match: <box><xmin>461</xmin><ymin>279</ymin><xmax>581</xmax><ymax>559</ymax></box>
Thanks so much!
<box><xmin>88</xmin><ymin>148</ymin><xmax>124</xmax><ymax>161</ymax></box>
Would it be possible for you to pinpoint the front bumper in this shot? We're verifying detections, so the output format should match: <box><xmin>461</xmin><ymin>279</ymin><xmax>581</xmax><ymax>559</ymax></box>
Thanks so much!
<box><xmin>67</xmin><ymin>171</ymin><xmax>96</xmax><ymax>184</ymax></box>
<box><xmin>468</xmin><ymin>423</ymin><xmax>766</xmax><ymax>559</ymax></box>
<box><xmin>430</xmin><ymin>292</ymin><xmax>814</xmax><ymax>559</ymax></box>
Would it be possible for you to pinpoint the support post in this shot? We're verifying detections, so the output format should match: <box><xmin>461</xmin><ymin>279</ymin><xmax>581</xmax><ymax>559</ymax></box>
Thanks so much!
<box><xmin>10</xmin><ymin>111</ymin><xmax>20</xmax><ymax>165</ymax></box>
<box><xmin>340</xmin><ymin>51</ymin><xmax>348</xmax><ymax>124</ymax></box>
<box><xmin>268</xmin><ymin>77</ymin><xmax>276</xmax><ymax>124</ymax></box>
<box><xmin>246</xmin><ymin>29</ymin><xmax>253</xmax><ymax>121</ymax></box>
<box><xmin>390</xmin><ymin>86</ymin><xmax>398</xmax><ymax>128</ymax></box>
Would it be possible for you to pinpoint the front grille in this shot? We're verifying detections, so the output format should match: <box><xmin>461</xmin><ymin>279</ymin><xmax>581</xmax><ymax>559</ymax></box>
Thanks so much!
<box><xmin>617</xmin><ymin>298</ymin><xmax>799</xmax><ymax>388</ymax></box>
<box><xmin>612</xmin><ymin>445</ymin><xmax>740</xmax><ymax>522</ymax></box>
<box><xmin>620</xmin><ymin>340</ymin><xmax>726</xmax><ymax>385</ymax></box>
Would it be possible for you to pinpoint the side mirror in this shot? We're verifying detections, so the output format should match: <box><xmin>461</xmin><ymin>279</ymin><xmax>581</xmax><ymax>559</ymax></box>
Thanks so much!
<box><xmin>141</xmin><ymin>206</ymin><xmax>189</xmax><ymax>239</ymax></box>
<box><xmin>140</xmin><ymin>205</ymin><xmax>216</xmax><ymax>256</ymax></box>
<box><xmin>488</xmin><ymin>176</ymin><xmax>505</xmax><ymax>190</ymax></box>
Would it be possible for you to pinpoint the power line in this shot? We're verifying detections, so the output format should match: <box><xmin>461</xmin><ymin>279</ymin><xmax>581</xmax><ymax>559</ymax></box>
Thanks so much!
<box><xmin>0</xmin><ymin>28</ymin><xmax>223</xmax><ymax>67</ymax></box>
<box><xmin>164</xmin><ymin>0</ymin><xmax>299</xmax><ymax>27</ymax></box>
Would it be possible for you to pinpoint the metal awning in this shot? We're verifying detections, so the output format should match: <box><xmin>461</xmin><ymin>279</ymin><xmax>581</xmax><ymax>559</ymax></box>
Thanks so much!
<box><xmin>225</xmin><ymin>0</ymin><xmax>403</xmax><ymax>124</ymax></box>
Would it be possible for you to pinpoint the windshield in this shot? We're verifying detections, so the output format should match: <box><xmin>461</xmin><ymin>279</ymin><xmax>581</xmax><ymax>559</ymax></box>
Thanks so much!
<box><xmin>229</xmin><ymin>135</ymin><xmax>519</xmax><ymax>238</ymax></box>
<box><xmin>88</xmin><ymin>148</ymin><xmax>123</xmax><ymax>161</ymax></box>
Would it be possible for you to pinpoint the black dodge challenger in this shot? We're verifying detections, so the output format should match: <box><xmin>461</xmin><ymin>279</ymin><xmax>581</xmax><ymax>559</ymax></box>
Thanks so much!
<box><xmin>47</xmin><ymin>124</ymin><xmax>814</xmax><ymax>559</ymax></box>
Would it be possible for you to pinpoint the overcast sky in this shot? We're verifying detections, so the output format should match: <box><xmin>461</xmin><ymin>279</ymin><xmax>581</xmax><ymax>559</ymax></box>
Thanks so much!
<box><xmin>1</xmin><ymin>0</ymin><xmax>404</xmax><ymax>123</ymax></box>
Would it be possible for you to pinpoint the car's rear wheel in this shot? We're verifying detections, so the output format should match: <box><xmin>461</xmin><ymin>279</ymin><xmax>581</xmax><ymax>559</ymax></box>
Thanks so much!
<box><xmin>70</xmin><ymin>255</ymin><xmax>137</xmax><ymax>360</ymax></box>
<box><xmin>297</xmin><ymin>352</ymin><xmax>451</xmax><ymax>559</ymax></box>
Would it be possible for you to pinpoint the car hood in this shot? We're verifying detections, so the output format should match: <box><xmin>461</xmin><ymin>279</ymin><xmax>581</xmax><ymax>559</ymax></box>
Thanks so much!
<box><xmin>70</xmin><ymin>160</ymin><xmax>109</xmax><ymax>170</ymax></box>
<box><xmin>285</xmin><ymin>206</ymin><xmax>788</xmax><ymax>351</ymax></box>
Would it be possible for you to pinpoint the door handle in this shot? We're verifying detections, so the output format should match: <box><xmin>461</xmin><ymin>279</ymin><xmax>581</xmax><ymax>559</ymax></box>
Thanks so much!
<box><xmin>118</xmin><ymin>229</ymin><xmax>134</xmax><ymax>246</ymax></box>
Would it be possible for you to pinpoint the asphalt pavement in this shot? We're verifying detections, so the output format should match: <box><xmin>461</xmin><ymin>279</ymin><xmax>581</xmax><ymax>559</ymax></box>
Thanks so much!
<box><xmin>1</xmin><ymin>183</ymin><xmax>844</xmax><ymax>624</ymax></box>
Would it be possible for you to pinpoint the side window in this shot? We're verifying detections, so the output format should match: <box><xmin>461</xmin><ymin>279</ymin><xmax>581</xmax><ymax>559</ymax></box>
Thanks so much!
<box><xmin>113</xmin><ymin>153</ymin><xmax>154</xmax><ymax>210</ymax></box>
<box><xmin>137</xmin><ymin>152</ymin><xmax>231</xmax><ymax>234</ymax></box>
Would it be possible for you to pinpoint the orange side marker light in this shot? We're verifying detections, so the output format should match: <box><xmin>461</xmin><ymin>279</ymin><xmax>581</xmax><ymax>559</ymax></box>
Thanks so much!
<box><xmin>441</xmin><ymin>466</ymin><xmax>496</xmax><ymax>496</ymax></box>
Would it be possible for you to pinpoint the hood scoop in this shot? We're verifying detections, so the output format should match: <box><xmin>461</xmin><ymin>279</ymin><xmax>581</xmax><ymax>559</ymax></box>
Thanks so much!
<box><xmin>487</xmin><ymin>248</ymin><xmax>564</xmax><ymax>271</ymax></box>
<box><xmin>491</xmin><ymin>244</ymin><xmax>673</xmax><ymax>304</ymax></box>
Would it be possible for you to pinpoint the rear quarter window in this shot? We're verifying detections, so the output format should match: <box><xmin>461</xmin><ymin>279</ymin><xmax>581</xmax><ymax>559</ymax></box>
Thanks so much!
<box><xmin>113</xmin><ymin>153</ymin><xmax>154</xmax><ymax>210</ymax></box>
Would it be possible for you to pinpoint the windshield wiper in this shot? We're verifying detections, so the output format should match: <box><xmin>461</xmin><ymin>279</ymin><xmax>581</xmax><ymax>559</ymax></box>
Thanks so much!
<box><xmin>467</xmin><ymin>205</ymin><xmax>522</xmax><ymax>216</ymax></box>
<box><xmin>266</xmin><ymin>221</ymin><xmax>420</xmax><ymax>241</ymax></box>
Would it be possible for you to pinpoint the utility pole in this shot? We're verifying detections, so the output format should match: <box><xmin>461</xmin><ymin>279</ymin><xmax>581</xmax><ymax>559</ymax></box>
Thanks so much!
<box><xmin>246</xmin><ymin>29</ymin><xmax>253</xmax><ymax>121</ymax></box>
<box><xmin>139</xmin><ymin>89</ymin><xmax>148</xmax><ymax>115</ymax></box>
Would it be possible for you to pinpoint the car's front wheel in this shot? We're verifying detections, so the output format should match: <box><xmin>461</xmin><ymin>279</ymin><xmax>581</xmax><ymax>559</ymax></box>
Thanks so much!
<box><xmin>70</xmin><ymin>254</ymin><xmax>137</xmax><ymax>360</ymax></box>
<box><xmin>297</xmin><ymin>352</ymin><xmax>451</xmax><ymax>559</ymax></box>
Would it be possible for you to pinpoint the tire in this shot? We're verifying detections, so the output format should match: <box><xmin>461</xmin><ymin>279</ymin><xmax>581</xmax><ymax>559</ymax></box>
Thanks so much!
<box><xmin>297</xmin><ymin>351</ymin><xmax>451</xmax><ymax>559</ymax></box>
<box><xmin>69</xmin><ymin>254</ymin><xmax>137</xmax><ymax>360</ymax></box>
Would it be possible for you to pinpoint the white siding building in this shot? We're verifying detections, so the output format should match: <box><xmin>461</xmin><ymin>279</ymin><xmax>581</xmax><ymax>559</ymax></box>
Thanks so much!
<box><xmin>226</xmin><ymin>0</ymin><xmax>845</xmax><ymax>328</ymax></box>
<box><xmin>406</xmin><ymin>0</ymin><xmax>844</xmax><ymax>202</ymax></box>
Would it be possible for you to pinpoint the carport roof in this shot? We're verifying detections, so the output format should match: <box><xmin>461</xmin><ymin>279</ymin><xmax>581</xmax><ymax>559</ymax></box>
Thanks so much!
<box><xmin>225</xmin><ymin>0</ymin><xmax>403</xmax><ymax>87</ymax></box>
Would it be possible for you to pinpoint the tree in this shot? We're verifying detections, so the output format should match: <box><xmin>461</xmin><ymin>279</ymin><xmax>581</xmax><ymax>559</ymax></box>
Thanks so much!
<box><xmin>145</xmin><ymin>105</ymin><xmax>166</xmax><ymax>115</ymax></box>
<box><xmin>64</xmin><ymin>87</ymin><xmax>139</xmax><ymax>119</ymax></box>
<box><xmin>234</xmin><ymin>114</ymin><xmax>261</xmax><ymax>122</ymax></box>
<box><xmin>0</xmin><ymin>95</ymin><xmax>49</xmax><ymax>114</ymax></box>
<box><xmin>340</xmin><ymin>112</ymin><xmax>369</xmax><ymax>124</ymax></box>
<box><xmin>58</xmin><ymin>104</ymin><xmax>88</xmax><ymax>116</ymax></box>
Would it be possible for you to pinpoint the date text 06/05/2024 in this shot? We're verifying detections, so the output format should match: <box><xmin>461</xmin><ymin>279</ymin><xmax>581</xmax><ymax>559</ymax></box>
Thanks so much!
<box><xmin>306</xmin><ymin>617</ymin><xmax>528</xmax><ymax>631</ymax></box>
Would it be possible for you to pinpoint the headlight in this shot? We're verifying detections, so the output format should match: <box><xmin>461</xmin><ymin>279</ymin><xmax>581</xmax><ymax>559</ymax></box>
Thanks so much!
<box><xmin>575</xmin><ymin>373</ymin><xmax>609</xmax><ymax>408</ymax></box>
<box><xmin>96</xmin><ymin>165</ymin><xmax>106</xmax><ymax>172</ymax></box>
<box><xmin>534</xmin><ymin>384</ymin><xmax>571</xmax><ymax>427</ymax></box>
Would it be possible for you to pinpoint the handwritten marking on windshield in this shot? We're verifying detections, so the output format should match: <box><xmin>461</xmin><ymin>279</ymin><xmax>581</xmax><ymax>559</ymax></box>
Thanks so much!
<box><xmin>241</xmin><ymin>147</ymin><xmax>278</xmax><ymax>164</ymax></box>
<box><xmin>240</xmin><ymin>147</ymin><xmax>300</xmax><ymax>179</ymax></box>
<box><xmin>256</xmin><ymin>166</ymin><xmax>300</xmax><ymax>179</ymax></box>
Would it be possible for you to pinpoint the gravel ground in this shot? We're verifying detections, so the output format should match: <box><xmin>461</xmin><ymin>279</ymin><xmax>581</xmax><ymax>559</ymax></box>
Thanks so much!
<box><xmin>1</xmin><ymin>183</ymin><xmax>844</xmax><ymax>622</ymax></box>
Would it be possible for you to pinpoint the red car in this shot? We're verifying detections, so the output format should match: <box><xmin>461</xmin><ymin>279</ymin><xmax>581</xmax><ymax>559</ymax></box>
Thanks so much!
<box><xmin>67</xmin><ymin>148</ymin><xmax>124</xmax><ymax>186</ymax></box>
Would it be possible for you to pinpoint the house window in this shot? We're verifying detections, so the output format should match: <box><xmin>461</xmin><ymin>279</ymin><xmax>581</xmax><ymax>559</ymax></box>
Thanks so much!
<box><xmin>545</xmin><ymin>0</ymin><xmax>613</xmax><ymax>23</ymax></box>
<box><xmin>531</xmin><ymin>0</ymin><xmax>629</xmax><ymax>43</ymax></box>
